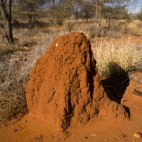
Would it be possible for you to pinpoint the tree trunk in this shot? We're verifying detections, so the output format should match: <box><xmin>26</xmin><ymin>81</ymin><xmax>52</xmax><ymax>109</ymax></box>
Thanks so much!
<box><xmin>28</xmin><ymin>14</ymin><xmax>33</xmax><ymax>30</ymax></box>
<box><xmin>0</xmin><ymin>0</ymin><xmax>14</xmax><ymax>43</ymax></box>
<box><xmin>95</xmin><ymin>0</ymin><xmax>98</xmax><ymax>19</ymax></box>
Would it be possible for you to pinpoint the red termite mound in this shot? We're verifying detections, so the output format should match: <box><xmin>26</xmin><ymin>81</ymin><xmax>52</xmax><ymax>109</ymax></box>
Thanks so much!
<box><xmin>26</xmin><ymin>32</ymin><xmax>128</xmax><ymax>131</ymax></box>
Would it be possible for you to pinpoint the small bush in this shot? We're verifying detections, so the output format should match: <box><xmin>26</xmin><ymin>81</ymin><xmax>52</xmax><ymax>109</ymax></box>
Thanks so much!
<box><xmin>93</xmin><ymin>37</ymin><xmax>142</xmax><ymax>76</ymax></box>
<box><xmin>127</xmin><ymin>21</ymin><xmax>142</xmax><ymax>36</ymax></box>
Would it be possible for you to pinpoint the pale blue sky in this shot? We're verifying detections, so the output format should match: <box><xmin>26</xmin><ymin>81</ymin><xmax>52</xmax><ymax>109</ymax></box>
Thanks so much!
<box><xmin>126</xmin><ymin>0</ymin><xmax>142</xmax><ymax>13</ymax></box>
<box><xmin>133</xmin><ymin>0</ymin><xmax>142</xmax><ymax>13</ymax></box>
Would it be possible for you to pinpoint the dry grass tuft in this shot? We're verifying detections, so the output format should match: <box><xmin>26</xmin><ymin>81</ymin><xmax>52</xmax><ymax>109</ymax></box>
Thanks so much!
<box><xmin>93</xmin><ymin>37</ymin><xmax>142</xmax><ymax>76</ymax></box>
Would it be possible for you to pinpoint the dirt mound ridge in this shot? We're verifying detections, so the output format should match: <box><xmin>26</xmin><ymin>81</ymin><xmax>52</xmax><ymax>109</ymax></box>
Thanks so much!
<box><xmin>26</xmin><ymin>32</ymin><xmax>128</xmax><ymax>131</ymax></box>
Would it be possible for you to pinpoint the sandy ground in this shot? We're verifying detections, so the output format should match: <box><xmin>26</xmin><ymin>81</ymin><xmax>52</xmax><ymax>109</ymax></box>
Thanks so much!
<box><xmin>0</xmin><ymin>72</ymin><xmax>142</xmax><ymax>142</ymax></box>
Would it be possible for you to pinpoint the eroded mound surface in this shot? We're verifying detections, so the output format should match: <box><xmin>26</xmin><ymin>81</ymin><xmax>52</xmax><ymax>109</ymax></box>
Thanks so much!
<box><xmin>26</xmin><ymin>32</ymin><xmax>128</xmax><ymax>131</ymax></box>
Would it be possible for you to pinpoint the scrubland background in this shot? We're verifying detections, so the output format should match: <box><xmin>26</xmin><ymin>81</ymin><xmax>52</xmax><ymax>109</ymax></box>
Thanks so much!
<box><xmin>0</xmin><ymin>0</ymin><xmax>142</xmax><ymax>127</ymax></box>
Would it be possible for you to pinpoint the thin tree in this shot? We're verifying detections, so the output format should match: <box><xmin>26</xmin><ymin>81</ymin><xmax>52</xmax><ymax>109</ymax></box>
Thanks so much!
<box><xmin>15</xmin><ymin>0</ymin><xmax>46</xmax><ymax>30</ymax></box>
<box><xmin>0</xmin><ymin>0</ymin><xmax>14</xmax><ymax>43</ymax></box>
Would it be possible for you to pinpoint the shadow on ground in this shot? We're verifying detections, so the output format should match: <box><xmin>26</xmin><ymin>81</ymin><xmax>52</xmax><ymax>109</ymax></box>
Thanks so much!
<box><xmin>101</xmin><ymin>62</ymin><xmax>130</xmax><ymax>118</ymax></box>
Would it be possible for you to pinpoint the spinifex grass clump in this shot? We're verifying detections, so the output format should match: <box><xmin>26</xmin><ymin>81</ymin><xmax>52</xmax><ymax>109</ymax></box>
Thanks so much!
<box><xmin>93</xmin><ymin>37</ymin><xmax>142</xmax><ymax>76</ymax></box>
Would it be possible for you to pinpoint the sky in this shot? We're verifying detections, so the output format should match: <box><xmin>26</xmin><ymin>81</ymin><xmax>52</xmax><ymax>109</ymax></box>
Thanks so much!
<box><xmin>131</xmin><ymin>0</ymin><xmax>142</xmax><ymax>13</ymax></box>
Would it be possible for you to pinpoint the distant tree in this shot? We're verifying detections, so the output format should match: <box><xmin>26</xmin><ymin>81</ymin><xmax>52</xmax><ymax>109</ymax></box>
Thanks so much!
<box><xmin>48</xmin><ymin>3</ymin><xmax>67</xmax><ymax>26</ymax></box>
<box><xmin>80</xmin><ymin>1</ymin><xmax>95</xmax><ymax>20</ymax></box>
<box><xmin>59</xmin><ymin>0</ymin><xmax>74</xmax><ymax>19</ymax></box>
<box><xmin>0</xmin><ymin>0</ymin><xmax>14</xmax><ymax>43</ymax></box>
<box><xmin>127</xmin><ymin>0</ymin><xmax>138</xmax><ymax>20</ymax></box>
<box><xmin>15</xmin><ymin>0</ymin><xmax>46</xmax><ymax>30</ymax></box>
<box><xmin>102</xmin><ymin>5</ymin><xmax>128</xmax><ymax>20</ymax></box>
<box><xmin>137</xmin><ymin>7</ymin><xmax>142</xmax><ymax>21</ymax></box>
<box><xmin>101</xmin><ymin>0</ymin><xmax>129</xmax><ymax>29</ymax></box>
<box><xmin>69</xmin><ymin>0</ymin><xmax>82</xmax><ymax>19</ymax></box>
<box><xmin>47</xmin><ymin>0</ymin><xmax>77</xmax><ymax>25</ymax></box>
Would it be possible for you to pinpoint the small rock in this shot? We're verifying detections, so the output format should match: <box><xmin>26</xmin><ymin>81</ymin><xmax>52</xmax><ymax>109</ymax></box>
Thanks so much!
<box><xmin>122</xmin><ymin>134</ymin><xmax>127</xmax><ymax>138</ymax></box>
<box><xmin>23</xmin><ymin>47</ymin><xmax>29</xmax><ymax>50</ymax></box>
<box><xmin>84</xmin><ymin>136</ymin><xmax>88</xmax><ymax>139</ymax></box>
<box><xmin>121</xmin><ymin>99</ymin><xmax>126</xmax><ymax>104</ymax></box>
<box><xmin>134</xmin><ymin>132</ymin><xmax>142</xmax><ymax>138</ymax></box>
<box><xmin>36</xmin><ymin>135</ymin><xmax>43</xmax><ymax>140</ymax></box>
<box><xmin>14</xmin><ymin>128</ymin><xmax>18</xmax><ymax>132</ymax></box>
<box><xmin>55</xmin><ymin>43</ymin><xmax>58</xmax><ymax>46</ymax></box>
<box><xmin>23</xmin><ymin>119</ymin><xmax>27</xmax><ymax>122</ymax></box>
<box><xmin>112</xmin><ymin>137</ymin><xmax>118</xmax><ymax>141</ymax></box>
<box><xmin>133</xmin><ymin>89</ymin><xmax>142</xmax><ymax>97</ymax></box>
<box><xmin>91</xmin><ymin>133</ymin><xmax>96</xmax><ymax>136</ymax></box>
<box><xmin>139</xmin><ymin>79</ymin><xmax>142</xmax><ymax>83</ymax></box>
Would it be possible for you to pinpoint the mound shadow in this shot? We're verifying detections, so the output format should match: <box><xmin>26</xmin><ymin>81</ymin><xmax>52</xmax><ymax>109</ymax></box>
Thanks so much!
<box><xmin>101</xmin><ymin>62</ymin><xmax>130</xmax><ymax>118</ymax></box>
